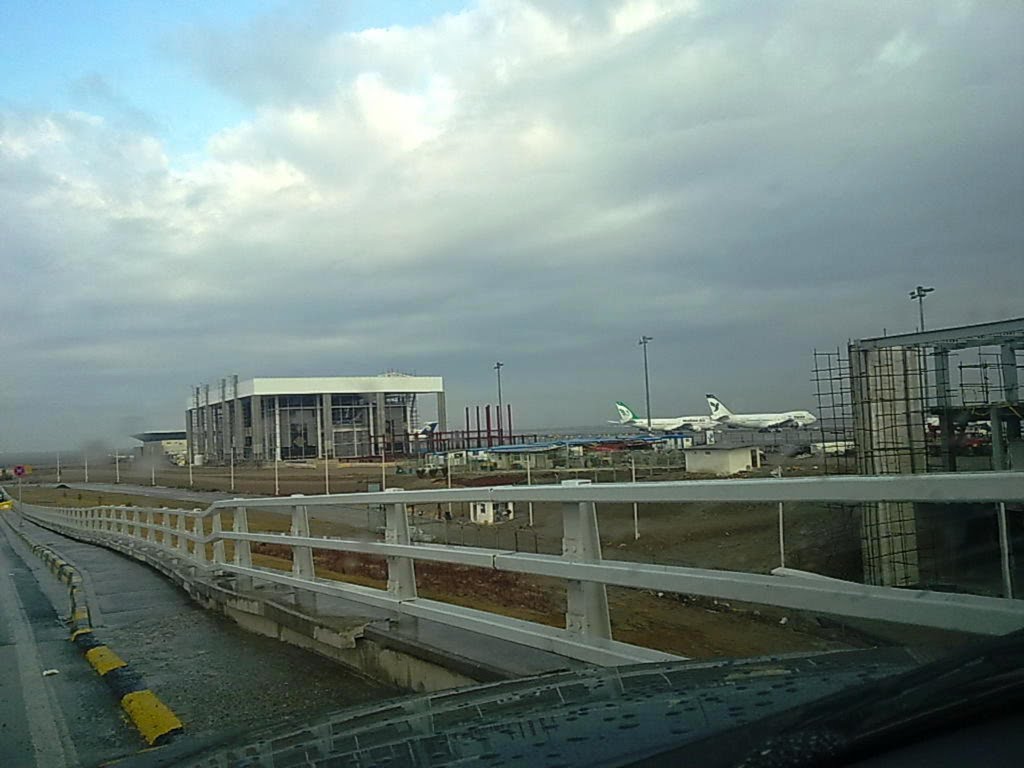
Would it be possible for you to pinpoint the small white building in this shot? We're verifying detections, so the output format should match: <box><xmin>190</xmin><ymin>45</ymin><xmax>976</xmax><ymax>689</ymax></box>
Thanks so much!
<box><xmin>683</xmin><ymin>445</ymin><xmax>762</xmax><ymax>476</ymax></box>
<box><xmin>469</xmin><ymin>500</ymin><xmax>515</xmax><ymax>525</ymax></box>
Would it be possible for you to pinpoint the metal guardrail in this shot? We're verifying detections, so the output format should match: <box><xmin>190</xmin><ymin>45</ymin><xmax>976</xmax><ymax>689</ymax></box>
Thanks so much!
<box><xmin>11</xmin><ymin>472</ymin><xmax>1024</xmax><ymax>665</ymax></box>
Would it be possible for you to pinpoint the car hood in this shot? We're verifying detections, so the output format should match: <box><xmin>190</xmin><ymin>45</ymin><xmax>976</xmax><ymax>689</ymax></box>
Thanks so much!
<box><xmin>127</xmin><ymin>646</ymin><xmax>924</xmax><ymax>768</ymax></box>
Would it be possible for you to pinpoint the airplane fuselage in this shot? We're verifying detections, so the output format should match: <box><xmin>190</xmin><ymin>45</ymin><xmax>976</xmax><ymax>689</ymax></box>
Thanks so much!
<box><xmin>624</xmin><ymin>416</ymin><xmax>717</xmax><ymax>433</ymax></box>
<box><xmin>714</xmin><ymin>411</ymin><xmax>817</xmax><ymax>430</ymax></box>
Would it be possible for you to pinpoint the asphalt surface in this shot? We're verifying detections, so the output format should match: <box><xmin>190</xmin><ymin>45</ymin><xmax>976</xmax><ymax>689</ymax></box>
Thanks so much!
<box><xmin>0</xmin><ymin>521</ymin><xmax>138</xmax><ymax>766</ymax></box>
<box><xmin>0</xmin><ymin>517</ymin><xmax>394</xmax><ymax>767</ymax></box>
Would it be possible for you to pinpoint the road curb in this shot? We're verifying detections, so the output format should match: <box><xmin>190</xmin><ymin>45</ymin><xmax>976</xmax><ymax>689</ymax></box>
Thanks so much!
<box><xmin>1</xmin><ymin>511</ymin><xmax>185</xmax><ymax>746</ymax></box>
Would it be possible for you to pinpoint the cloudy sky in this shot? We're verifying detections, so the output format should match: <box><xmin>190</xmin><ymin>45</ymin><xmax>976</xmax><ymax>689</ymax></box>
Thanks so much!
<box><xmin>1</xmin><ymin>0</ymin><xmax>1021</xmax><ymax>450</ymax></box>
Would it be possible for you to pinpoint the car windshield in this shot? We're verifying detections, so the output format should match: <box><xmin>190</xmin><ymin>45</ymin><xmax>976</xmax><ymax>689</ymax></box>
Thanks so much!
<box><xmin>1</xmin><ymin>2</ymin><xmax>1022</xmax><ymax>767</ymax></box>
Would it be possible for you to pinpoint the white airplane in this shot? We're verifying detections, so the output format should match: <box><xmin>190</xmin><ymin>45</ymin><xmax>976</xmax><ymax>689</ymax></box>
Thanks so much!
<box><xmin>705</xmin><ymin>394</ymin><xmax>817</xmax><ymax>431</ymax></box>
<box><xmin>409</xmin><ymin>422</ymin><xmax>439</xmax><ymax>439</ymax></box>
<box><xmin>610</xmin><ymin>402</ymin><xmax>717</xmax><ymax>433</ymax></box>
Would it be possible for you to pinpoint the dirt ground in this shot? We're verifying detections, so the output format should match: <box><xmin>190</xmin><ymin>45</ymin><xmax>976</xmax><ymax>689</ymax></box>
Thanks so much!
<box><xmin>12</xmin><ymin>462</ymin><xmax>956</xmax><ymax>660</ymax></box>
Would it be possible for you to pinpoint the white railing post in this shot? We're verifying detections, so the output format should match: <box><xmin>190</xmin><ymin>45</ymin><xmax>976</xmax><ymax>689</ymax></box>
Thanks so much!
<box><xmin>384</xmin><ymin>488</ymin><xmax>417</xmax><ymax>601</ymax></box>
<box><xmin>145</xmin><ymin>509</ymin><xmax>155</xmax><ymax>542</ymax></box>
<box><xmin>132</xmin><ymin>508</ymin><xmax>141</xmax><ymax>540</ymax></box>
<box><xmin>161</xmin><ymin>509</ymin><xmax>172</xmax><ymax>548</ymax></box>
<box><xmin>290</xmin><ymin>505</ymin><xmax>317</xmax><ymax>612</ymax></box>
<box><xmin>561</xmin><ymin>479</ymin><xmax>612</xmax><ymax>640</ymax></box>
<box><xmin>998</xmin><ymin>502</ymin><xmax>1014</xmax><ymax>599</ymax></box>
<box><xmin>211</xmin><ymin>511</ymin><xmax>226</xmax><ymax>566</ymax></box>
<box><xmin>233</xmin><ymin>506</ymin><xmax>253</xmax><ymax>591</ymax></box>
<box><xmin>177</xmin><ymin>512</ymin><xmax>189</xmax><ymax>556</ymax></box>
<box><xmin>193</xmin><ymin>513</ymin><xmax>207</xmax><ymax>565</ymax></box>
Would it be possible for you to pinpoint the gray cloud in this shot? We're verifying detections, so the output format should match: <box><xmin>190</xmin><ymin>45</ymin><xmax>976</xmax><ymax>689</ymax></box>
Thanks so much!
<box><xmin>1</xmin><ymin>0</ymin><xmax>1022</xmax><ymax>450</ymax></box>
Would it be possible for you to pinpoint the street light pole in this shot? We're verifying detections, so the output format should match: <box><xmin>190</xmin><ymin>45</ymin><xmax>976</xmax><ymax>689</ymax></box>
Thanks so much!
<box><xmin>638</xmin><ymin>336</ymin><xmax>653</xmax><ymax>431</ymax></box>
<box><xmin>909</xmin><ymin>286</ymin><xmax>934</xmax><ymax>332</ymax></box>
<box><xmin>494</xmin><ymin>362</ymin><xmax>504</xmax><ymax>442</ymax></box>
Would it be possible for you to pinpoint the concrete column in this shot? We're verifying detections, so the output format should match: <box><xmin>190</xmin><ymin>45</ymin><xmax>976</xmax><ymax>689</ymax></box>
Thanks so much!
<box><xmin>203</xmin><ymin>384</ymin><xmax>212</xmax><ymax>461</ymax></box>
<box><xmin>561</xmin><ymin>479</ymin><xmax>612</xmax><ymax>640</ymax></box>
<box><xmin>1003</xmin><ymin>345</ymin><xmax>1020</xmax><ymax>403</ymax></box>
<box><xmin>219</xmin><ymin>380</ymin><xmax>228</xmax><ymax>461</ymax></box>
<box><xmin>315</xmin><ymin>398</ymin><xmax>324</xmax><ymax>460</ymax></box>
<box><xmin>185</xmin><ymin>409</ymin><xmax>194</xmax><ymax>465</ymax></box>
<box><xmin>251</xmin><ymin>395</ymin><xmax>264</xmax><ymax>461</ymax></box>
<box><xmin>323</xmin><ymin>397</ymin><xmax>331</xmax><ymax>456</ymax></box>
<box><xmin>375</xmin><ymin>392</ymin><xmax>387</xmax><ymax>455</ymax></box>
<box><xmin>233</xmin><ymin>394</ymin><xmax>244</xmax><ymax>462</ymax></box>
<box><xmin>436</xmin><ymin>392</ymin><xmax>447</xmax><ymax>433</ymax></box>
<box><xmin>1001</xmin><ymin>347</ymin><xmax>1022</xmax><ymax>464</ymax></box>
<box><xmin>274</xmin><ymin>397</ymin><xmax>282</xmax><ymax>462</ymax></box>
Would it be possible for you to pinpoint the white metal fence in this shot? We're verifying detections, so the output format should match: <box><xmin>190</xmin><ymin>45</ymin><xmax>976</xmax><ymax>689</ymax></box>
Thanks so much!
<box><xmin>11</xmin><ymin>472</ymin><xmax>1024</xmax><ymax>665</ymax></box>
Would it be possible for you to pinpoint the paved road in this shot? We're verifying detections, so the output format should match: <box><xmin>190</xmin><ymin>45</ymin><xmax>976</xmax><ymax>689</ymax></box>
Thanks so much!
<box><xmin>0</xmin><ymin>522</ymin><xmax>137</xmax><ymax>766</ymax></box>
<box><xmin>0</xmin><ymin>517</ymin><xmax>394</xmax><ymax>766</ymax></box>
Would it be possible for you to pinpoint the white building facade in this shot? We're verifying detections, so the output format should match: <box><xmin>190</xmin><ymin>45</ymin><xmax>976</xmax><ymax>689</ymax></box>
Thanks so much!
<box><xmin>186</xmin><ymin>375</ymin><xmax>445</xmax><ymax>462</ymax></box>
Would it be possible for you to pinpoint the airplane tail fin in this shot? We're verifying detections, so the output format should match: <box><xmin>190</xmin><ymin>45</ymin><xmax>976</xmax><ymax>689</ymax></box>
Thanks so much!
<box><xmin>420</xmin><ymin>421</ymin><xmax>439</xmax><ymax>436</ymax></box>
<box><xmin>706</xmin><ymin>394</ymin><xmax>732</xmax><ymax>419</ymax></box>
<box><xmin>614</xmin><ymin>402</ymin><xmax>637</xmax><ymax>423</ymax></box>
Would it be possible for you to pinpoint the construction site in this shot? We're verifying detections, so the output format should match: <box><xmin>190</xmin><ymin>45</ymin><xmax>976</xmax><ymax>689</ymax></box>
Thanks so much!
<box><xmin>813</xmin><ymin>316</ymin><xmax>1023</xmax><ymax>592</ymax></box>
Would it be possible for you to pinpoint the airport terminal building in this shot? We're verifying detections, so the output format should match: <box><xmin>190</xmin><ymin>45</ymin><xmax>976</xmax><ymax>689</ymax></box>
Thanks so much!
<box><xmin>186</xmin><ymin>375</ymin><xmax>446</xmax><ymax>463</ymax></box>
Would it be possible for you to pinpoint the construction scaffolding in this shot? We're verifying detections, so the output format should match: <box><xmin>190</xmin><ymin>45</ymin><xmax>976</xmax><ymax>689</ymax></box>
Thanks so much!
<box><xmin>813</xmin><ymin>317</ymin><xmax>1024</xmax><ymax>591</ymax></box>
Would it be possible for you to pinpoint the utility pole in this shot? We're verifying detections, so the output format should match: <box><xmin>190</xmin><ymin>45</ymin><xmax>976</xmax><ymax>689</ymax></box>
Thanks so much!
<box><xmin>631</xmin><ymin>455</ymin><xmax>639</xmax><ymax>540</ymax></box>
<box><xmin>84</xmin><ymin>454</ymin><xmax>89</xmax><ymax>483</ymax></box>
<box><xmin>909</xmin><ymin>286</ymin><xmax>934</xmax><ymax>332</ymax></box>
<box><xmin>56</xmin><ymin>452</ymin><xmax>61</xmax><ymax>484</ymax></box>
<box><xmin>525</xmin><ymin>453</ymin><xmax>533</xmax><ymax>527</ymax></box>
<box><xmin>494</xmin><ymin>362</ymin><xmax>504</xmax><ymax>441</ymax></box>
<box><xmin>114</xmin><ymin>452</ymin><xmax>121</xmax><ymax>484</ymax></box>
<box><xmin>638</xmin><ymin>336</ymin><xmax>653</xmax><ymax>431</ymax></box>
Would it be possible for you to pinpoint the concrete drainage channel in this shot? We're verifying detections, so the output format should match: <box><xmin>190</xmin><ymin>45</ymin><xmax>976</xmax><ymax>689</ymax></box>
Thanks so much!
<box><xmin>1</xmin><ymin>513</ymin><xmax>185</xmax><ymax>747</ymax></box>
<box><xmin>10</xmin><ymin>505</ymin><xmax>539</xmax><ymax>695</ymax></box>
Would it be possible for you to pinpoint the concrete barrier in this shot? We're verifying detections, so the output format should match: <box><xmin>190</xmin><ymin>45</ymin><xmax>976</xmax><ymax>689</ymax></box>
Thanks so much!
<box><xmin>11</xmin><ymin>509</ymin><xmax>494</xmax><ymax>692</ymax></box>
<box><xmin>1</xmin><ymin>512</ymin><xmax>185</xmax><ymax>746</ymax></box>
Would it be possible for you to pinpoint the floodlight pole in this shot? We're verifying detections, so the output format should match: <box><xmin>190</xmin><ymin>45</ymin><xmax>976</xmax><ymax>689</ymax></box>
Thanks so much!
<box><xmin>909</xmin><ymin>285</ymin><xmax>934</xmax><ymax>332</ymax></box>
<box><xmin>639</xmin><ymin>336</ymin><xmax>653</xmax><ymax>431</ymax></box>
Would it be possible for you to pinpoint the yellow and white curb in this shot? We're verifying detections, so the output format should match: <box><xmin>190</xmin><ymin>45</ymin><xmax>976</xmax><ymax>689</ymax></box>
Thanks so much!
<box><xmin>1</xmin><ymin>511</ymin><xmax>184</xmax><ymax>746</ymax></box>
